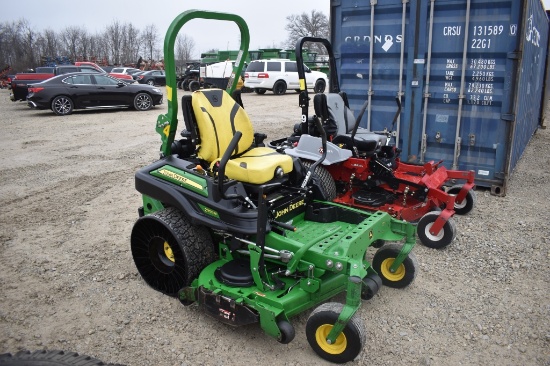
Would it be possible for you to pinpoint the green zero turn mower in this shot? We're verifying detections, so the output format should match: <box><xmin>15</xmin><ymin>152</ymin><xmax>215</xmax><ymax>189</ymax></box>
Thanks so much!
<box><xmin>130</xmin><ymin>10</ymin><xmax>419</xmax><ymax>363</ymax></box>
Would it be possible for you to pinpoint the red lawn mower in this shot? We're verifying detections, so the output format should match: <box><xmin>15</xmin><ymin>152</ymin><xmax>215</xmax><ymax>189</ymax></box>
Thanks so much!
<box><xmin>270</xmin><ymin>37</ymin><xmax>476</xmax><ymax>249</ymax></box>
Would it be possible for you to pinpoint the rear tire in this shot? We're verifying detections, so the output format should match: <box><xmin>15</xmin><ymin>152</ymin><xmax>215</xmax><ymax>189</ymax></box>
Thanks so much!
<box><xmin>272</xmin><ymin>80</ymin><xmax>287</xmax><ymax>95</ymax></box>
<box><xmin>134</xmin><ymin>92</ymin><xmax>153</xmax><ymax>111</ymax></box>
<box><xmin>51</xmin><ymin>96</ymin><xmax>73</xmax><ymax>115</ymax></box>
<box><xmin>301</xmin><ymin>160</ymin><xmax>337</xmax><ymax>201</ymax></box>
<box><xmin>131</xmin><ymin>207</ymin><xmax>215</xmax><ymax>296</ymax></box>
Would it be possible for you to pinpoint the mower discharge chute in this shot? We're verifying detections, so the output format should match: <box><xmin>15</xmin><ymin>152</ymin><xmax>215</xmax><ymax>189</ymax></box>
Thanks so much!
<box><xmin>130</xmin><ymin>10</ymin><xmax>419</xmax><ymax>363</ymax></box>
<box><xmin>270</xmin><ymin>37</ymin><xmax>476</xmax><ymax>249</ymax></box>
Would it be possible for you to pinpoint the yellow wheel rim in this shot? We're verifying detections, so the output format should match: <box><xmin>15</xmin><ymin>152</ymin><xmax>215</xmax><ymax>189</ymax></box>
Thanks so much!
<box><xmin>163</xmin><ymin>241</ymin><xmax>175</xmax><ymax>263</ymax></box>
<box><xmin>315</xmin><ymin>324</ymin><xmax>347</xmax><ymax>355</ymax></box>
<box><xmin>380</xmin><ymin>258</ymin><xmax>405</xmax><ymax>282</ymax></box>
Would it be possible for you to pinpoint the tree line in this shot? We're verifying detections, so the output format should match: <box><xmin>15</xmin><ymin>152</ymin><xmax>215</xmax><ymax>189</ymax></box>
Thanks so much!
<box><xmin>0</xmin><ymin>18</ymin><xmax>196</xmax><ymax>73</ymax></box>
<box><xmin>0</xmin><ymin>10</ymin><xmax>329</xmax><ymax>73</ymax></box>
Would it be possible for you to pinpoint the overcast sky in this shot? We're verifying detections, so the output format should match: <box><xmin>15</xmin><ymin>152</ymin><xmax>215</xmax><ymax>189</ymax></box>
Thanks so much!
<box><xmin>3</xmin><ymin>1</ymin><xmax>330</xmax><ymax>58</ymax></box>
<box><xmin>3</xmin><ymin>0</ymin><xmax>549</xmax><ymax>60</ymax></box>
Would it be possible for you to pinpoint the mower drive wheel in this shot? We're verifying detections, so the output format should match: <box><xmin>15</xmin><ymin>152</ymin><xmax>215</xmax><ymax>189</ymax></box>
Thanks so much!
<box><xmin>306</xmin><ymin>302</ymin><xmax>366</xmax><ymax>363</ymax></box>
<box><xmin>52</xmin><ymin>95</ymin><xmax>74</xmax><ymax>116</ymax></box>
<box><xmin>130</xmin><ymin>207</ymin><xmax>215</xmax><ymax>296</ymax></box>
<box><xmin>416</xmin><ymin>211</ymin><xmax>457</xmax><ymax>249</ymax></box>
<box><xmin>372</xmin><ymin>243</ymin><xmax>418</xmax><ymax>288</ymax></box>
<box><xmin>447</xmin><ymin>185</ymin><xmax>477</xmax><ymax>215</ymax></box>
<box><xmin>301</xmin><ymin>160</ymin><xmax>337</xmax><ymax>201</ymax></box>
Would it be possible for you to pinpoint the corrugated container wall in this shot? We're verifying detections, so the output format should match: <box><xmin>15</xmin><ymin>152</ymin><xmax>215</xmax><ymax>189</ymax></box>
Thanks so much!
<box><xmin>331</xmin><ymin>0</ymin><xmax>549</xmax><ymax>195</ymax></box>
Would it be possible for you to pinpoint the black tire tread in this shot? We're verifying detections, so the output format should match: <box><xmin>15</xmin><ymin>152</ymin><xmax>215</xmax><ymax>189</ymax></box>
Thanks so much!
<box><xmin>301</xmin><ymin>160</ymin><xmax>337</xmax><ymax>201</ymax></box>
<box><xmin>131</xmin><ymin>207</ymin><xmax>215</xmax><ymax>296</ymax></box>
<box><xmin>0</xmin><ymin>349</ymin><xmax>124</xmax><ymax>366</ymax></box>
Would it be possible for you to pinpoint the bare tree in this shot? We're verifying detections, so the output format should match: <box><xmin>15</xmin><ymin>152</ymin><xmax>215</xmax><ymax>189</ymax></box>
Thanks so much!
<box><xmin>123</xmin><ymin>23</ymin><xmax>141</xmax><ymax>66</ymax></box>
<box><xmin>142</xmin><ymin>24</ymin><xmax>159</xmax><ymax>62</ymax></box>
<box><xmin>285</xmin><ymin>10</ymin><xmax>330</xmax><ymax>55</ymax></box>
<box><xmin>60</xmin><ymin>26</ymin><xmax>86</xmax><ymax>62</ymax></box>
<box><xmin>106</xmin><ymin>20</ymin><xmax>123</xmax><ymax>65</ymax></box>
<box><xmin>175</xmin><ymin>34</ymin><xmax>195</xmax><ymax>71</ymax></box>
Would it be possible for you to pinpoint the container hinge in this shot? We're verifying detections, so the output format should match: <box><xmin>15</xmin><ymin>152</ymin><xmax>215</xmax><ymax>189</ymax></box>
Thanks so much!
<box><xmin>371</xmin><ymin>0</ymin><xmax>377</xmax><ymax>5</ymax></box>
<box><xmin>501</xmin><ymin>113</ymin><xmax>515</xmax><ymax>122</ymax></box>
<box><xmin>423</xmin><ymin>92</ymin><xmax>431</xmax><ymax>98</ymax></box>
<box><xmin>507</xmin><ymin>51</ymin><xmax>521</xmax><ymax>60</ymax></box>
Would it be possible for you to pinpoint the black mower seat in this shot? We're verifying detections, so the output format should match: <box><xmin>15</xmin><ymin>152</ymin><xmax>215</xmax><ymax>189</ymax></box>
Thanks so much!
<box><xmin>313</xmin><ymin>93</ymin><xmax>386</xmax><ymax>154</ymax></box>
<box><xmin>192</xmin><ymin>89</ymin><xmax>293</xmax><ymax>184</ymax></box>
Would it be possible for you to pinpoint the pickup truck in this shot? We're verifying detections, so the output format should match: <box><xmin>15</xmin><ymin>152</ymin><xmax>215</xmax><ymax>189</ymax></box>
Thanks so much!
<box><xmin>9</xmin><ymin>63</ymin><xmax>134</xmax><ymax>102</ymax></box>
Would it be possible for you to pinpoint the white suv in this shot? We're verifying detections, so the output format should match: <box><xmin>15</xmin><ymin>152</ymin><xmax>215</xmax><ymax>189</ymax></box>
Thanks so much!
<box><xmin>244</xmin><ymin>59</ymin><xmax>328</xmax><ymax>95</ymax></box>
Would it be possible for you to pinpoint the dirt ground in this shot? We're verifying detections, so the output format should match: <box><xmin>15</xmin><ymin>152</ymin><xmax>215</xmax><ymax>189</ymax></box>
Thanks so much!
<box><xmin>0</xmin><ymin>88</ymin><xmax>549</xmax><ymax>366</ymax></box>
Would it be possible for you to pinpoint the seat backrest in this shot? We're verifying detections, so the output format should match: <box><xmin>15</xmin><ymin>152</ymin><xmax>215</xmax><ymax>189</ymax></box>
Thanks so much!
<box><xmin>191</xmin><ymin>89</ymin><xmax>254</xmax><ymax>163</ymax></box>
<box><xmin>314</xmin><ymin>93</ymin><xmax>357</xmax><ymax>135</ymax></box>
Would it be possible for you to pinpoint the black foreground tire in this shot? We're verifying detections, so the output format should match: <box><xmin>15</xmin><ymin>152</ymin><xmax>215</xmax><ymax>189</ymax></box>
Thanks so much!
<box><xmin>301</xmin><ymin>160</ymin><xmax>337</xmax><ymax>201</ymax></box>
<box><xmin>447</xmin><ymin>185</ymin><xmax>477</xmax><ymax>215</ymax></box>
<box><xmin>133</xmin><ymin>92</ymin><xmax>153</xmax><ymax>111</ymax></box>
<box><xmin>189</xmin><ymin>81</ymin><xmax>200</xmax><ymax>92</ymax></box>
<box><xmin>314</xmin><ymin>79</ymin><xmax>326</xmax><ymax>93</ymax></box>
<box><xmin>306</xmin><ymin>302</ymin><xmax>366</xmax><ymax>363</ymax></box>
<box><xmin>416</xmin><ymin>211</ymin><xmax>457</xmax><ymax>249</ymax></box>
<box><xmin>130</xmin><ymin>207</ymin><xmax>216</xmax><ymax>296</ymax></box>
<box><xmin>0</xmin><ymin>350</ymin><xmax>124</xmax><ymax>365</ymax></box>
<box><xmin>372</xmin><ymin>243</ymin><xmax>418</xmax><ymax>288</ymax></box>
<box><xmin>272</xmin><ymin>80</ymin><xmax>287</xmax><ymax>95</ymax></box>
<box><xmin>51</xmin><ymin>96</ymin><xmax>73</xmax><ymax>116</ymax></box>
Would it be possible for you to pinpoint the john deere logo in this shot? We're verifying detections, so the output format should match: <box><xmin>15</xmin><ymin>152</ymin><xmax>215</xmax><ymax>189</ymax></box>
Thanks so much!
<box><xmin>274</xmin><ymin>199</ymin><xmax>305</xmax><ymax>219</ymax></box>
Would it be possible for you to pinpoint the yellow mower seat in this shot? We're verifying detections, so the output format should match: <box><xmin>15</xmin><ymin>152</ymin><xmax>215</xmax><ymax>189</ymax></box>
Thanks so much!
<box><xmin>192</xmin><ymin>89</ymin><xmax>293</xmax><ymax>184</ymax></box>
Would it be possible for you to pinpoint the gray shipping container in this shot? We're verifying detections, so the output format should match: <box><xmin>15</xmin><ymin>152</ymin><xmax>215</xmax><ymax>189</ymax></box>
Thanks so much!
<box><xmin>331</xmin><ymin>0</ymin><xmax>549</xmax><ymax>195</ymax></box>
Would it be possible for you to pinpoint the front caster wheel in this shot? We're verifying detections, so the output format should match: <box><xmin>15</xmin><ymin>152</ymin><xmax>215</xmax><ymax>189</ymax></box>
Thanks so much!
<box><xmin>277</xmin><ymin>320</ymin><xmax>295</xmax><ymax>344</ymax></box>
<box><xmin>372</xmin><ymin>243</ymin><xmax>418</xmax><ymax>288</ymax></box>
<box><xmin>306</xmin><ymin>302</ymin><xmax>365</xmax><ymax>363</ymax></box>
<box><xmin>417</xmin><ymin>211</ymin><xmax>457</xmax><ymax>249</ymax></box>
<box><xmin>447</xmin><ymin>185</ymin><xmax>477</xmax><ymax>215</ymax></box>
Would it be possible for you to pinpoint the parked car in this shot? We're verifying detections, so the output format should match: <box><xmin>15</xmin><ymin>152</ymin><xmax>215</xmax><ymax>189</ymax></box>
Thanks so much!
<box><xmin>134</xmin><ymin>70</ymin><xmax>166</xmax><ymax>86</ymax></box>
<box><xmin>111</xmin><ymin>67</ymin><xmax>142</xmax><ymax>75</ymax></box>
<box><xmin>27</xmin><ymin>72</ymin><xmax>163</xmax><ymax>116</ymax></box>
<box><xmin>244</xmin><ymin>59</ymin><xmax>328</xmax><ymax>95</ymax></box>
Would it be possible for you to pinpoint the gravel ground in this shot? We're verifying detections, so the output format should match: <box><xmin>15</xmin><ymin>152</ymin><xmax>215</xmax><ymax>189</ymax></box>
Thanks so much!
<box><xmin>0</xmin><ymin>88</ymin><xmax>549</xmax><ymax>366</ymax></box>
